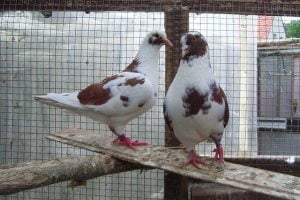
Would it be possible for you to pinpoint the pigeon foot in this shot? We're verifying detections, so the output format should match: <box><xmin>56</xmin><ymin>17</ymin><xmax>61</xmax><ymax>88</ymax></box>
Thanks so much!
<box><xmin>213</xmin><ymin>146</ymin><xmax>224</xmax><ymax>163</ymax></box>
<box><xmin>112</xmin><ymin>135</ymin><xmax>148</xmax><ymax>150</ymax></box>
<box><xmin>185</xmin><ymin>150</ymin><xmax>205</xmax><ymax>168</ymax></box>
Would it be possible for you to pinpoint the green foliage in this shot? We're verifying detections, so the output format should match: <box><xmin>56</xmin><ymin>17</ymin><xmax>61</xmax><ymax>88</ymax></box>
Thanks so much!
<box><xmin>285</xmin><ymin>20</ymin><xmax>300</xmax><ymax>38</ymax></box>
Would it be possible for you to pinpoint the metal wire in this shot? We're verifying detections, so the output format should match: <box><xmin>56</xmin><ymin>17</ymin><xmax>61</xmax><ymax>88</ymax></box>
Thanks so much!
<box><xmin>0</xmin><ymin>9</ymin><xmax>165</xmax><ymax>200</ymax></box>
<box><xmin>0</xmin><ymin>1</ymin><xmax>300</xmax><ymax>199</ymax></box>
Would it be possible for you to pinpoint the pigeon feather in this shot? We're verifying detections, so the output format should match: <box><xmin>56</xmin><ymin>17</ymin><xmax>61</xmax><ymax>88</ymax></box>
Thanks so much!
<box><xmin>164</xmin><ymin>31</ymin><xmax>228</xmax><ymax>165</ymax></box>
<box><xmin>35</xmin><ymin>31</ymin><xmax>173</xmax><ymax>148</ymax></box>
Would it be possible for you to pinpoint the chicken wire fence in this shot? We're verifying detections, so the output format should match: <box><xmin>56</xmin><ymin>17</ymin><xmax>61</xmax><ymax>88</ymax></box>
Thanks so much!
<box><xmin>0</xmin><ymin>1</ymin><xmax>300</xmax><ymax>200</ymax></box>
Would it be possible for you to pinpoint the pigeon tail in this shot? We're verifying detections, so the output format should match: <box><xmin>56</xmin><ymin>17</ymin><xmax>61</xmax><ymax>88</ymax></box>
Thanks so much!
<box><xmin>34</xmin><ymin>92</ymin><xmax>82</xmax><ymax>111</ymax></box>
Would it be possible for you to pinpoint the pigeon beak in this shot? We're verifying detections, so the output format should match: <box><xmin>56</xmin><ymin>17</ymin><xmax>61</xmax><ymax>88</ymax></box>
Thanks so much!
<box><xmin>181</xmin><ymin>45</ymin><xmax>188</xmax><ymax>57</ymax></box>
<box><xmin>163</xmin><ymin>38</ymin><xmax>173</xmax><ymax>47</ymax></box>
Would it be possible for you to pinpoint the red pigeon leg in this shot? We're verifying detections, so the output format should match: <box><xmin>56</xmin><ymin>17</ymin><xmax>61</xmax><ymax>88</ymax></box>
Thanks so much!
<box><xmin>109</xmin><ymin>127</ymin><xmax>147</xmax><ymax>150</ymax></box>
<box><xmin>112</xmin><ymin>134</ymin><xmax>148</xmax><ymax>150</ymax></box>
<box><xmin>185</xmin><ymin>150</ymin><xmax>205</xmax><ymax>168</ymax></box>
<box><xmin>213</xmin><ymin>145</ymin><xmax>224</xmax><ymax>163</ymax></box>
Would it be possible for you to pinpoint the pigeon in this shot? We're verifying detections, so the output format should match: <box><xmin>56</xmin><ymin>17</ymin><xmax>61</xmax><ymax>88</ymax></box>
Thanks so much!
<box><xmin>35</xmin><ymin>30</ymin><xmax>173</xmax><ymax>149</ymax></box>
<box><xmin>164</xmin><ymin>31</ymin><xmax>229</xmax><ymax>167</ymax></box>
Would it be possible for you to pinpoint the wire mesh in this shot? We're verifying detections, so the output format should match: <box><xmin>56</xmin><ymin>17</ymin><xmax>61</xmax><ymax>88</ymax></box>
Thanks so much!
<box><xmin>189</xmin><ymin>12</ymin><xmax>300</xmax><ymax>174</ymax></box>
<box><xmin>0</xmin><ymin>1</ymin><xmax>300</xmax><ymax>200</ymax></box>
<box><xmin>0</xmin><ymin>10</ymin><xmax>165</xmax><ymax>200</ymax></box>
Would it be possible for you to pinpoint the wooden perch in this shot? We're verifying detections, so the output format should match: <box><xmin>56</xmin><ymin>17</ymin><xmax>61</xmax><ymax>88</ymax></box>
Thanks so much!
<box><xmin>0</xmin><ymin>154</ymin><xmax>142</xmax><ymax>195</ymax></box>
<box><xmin>47</xmin><ymin>129</ymin><xmax>300</xmax><ymax>200</ymax></box>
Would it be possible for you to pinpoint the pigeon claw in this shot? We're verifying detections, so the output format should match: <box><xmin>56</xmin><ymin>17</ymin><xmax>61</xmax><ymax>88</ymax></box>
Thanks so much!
<box><xmin>185</xmin><ymin>150</ymin><xmax>205</xmax><ymax>168</ymax></box>
<box><xmin>112</xmin><ymin>135</ymin><xmax>147</xmax><ymax>150</ymax></box>
<box><xmin>213</xmin><ymin>146</ymin><xmax>224</xmax><ymax>164</ymax></box>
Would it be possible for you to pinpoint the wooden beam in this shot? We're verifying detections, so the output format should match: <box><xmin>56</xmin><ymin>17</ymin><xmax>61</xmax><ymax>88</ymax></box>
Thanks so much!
<box><xmin>190</xmin><ymin>183</ymin><xmax>249</xmax><ymax>199</ymax></box>
<box><xmin>1</xmin><ymin>0</ymin><xmax>300</xmax><ymax>16</ymax></box>
<box><xmin>164</xmin><ymin>5</ymin><xmax>189</xmax><ymax>200</ymax></box>
<box><xmin>0</xmin><ymin>0</ymin><xmax>164</xmax><ymax>12</ymax></box>
<box><xmin>226</xmin><ymin>157</ymin><xmax>300</xmax><ymax>177</ymax></box>
<box><xmin>0</xmin><ymin>154</ymin><xmax>142</xmax><ymax>195</ymax></box>
<box><xmin>187</xmin><ymin>0</ymin><xmax>300</xmax><ymax>16</ymax></box>
<box><xmin>47</xmin><ymin>129</ymin><xmax>300</xmax><ymax>200</ymax></box>
<box><xmin>258</xmin><ymin>39</ymin><xmax>300</xmax><ymax>48</ymax></box>
<box><xmin>189</xmin><ymin>182</ymin><xmax>285</xmax><ymax>200</ymax></box>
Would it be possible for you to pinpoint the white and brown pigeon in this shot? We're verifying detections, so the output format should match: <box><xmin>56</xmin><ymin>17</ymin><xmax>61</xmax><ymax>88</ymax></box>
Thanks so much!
<box><xmin>35</xmin><ymin>30</ymin><xmax>173</xmax><ymax>149</ymax></box>
<box><xmin>164</xmin><ymin>31</ymin><xmax>229</xmax><ymax>167</ymax></box>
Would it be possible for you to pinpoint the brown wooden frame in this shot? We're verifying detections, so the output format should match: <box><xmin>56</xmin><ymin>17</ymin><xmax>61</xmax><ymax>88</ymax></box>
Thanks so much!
<box><xmin>2</xmin><ymin>1</ymin><xmax>300</xmax><ymax>16</ymax></box>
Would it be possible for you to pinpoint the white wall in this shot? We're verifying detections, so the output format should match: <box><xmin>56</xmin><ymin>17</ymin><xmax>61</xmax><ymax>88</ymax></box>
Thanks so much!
<box><xmin>267</xmin><ymin>16</ymin><xmax>286</xmax><ymax>41</ymax></box>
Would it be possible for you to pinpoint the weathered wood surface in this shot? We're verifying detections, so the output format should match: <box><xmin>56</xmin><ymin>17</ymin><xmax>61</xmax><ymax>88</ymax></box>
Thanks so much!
<box><xmin>0</xmin><ymin>154</ymin><xmax>142</xmax><ymax>195</ymax></box>
<box><xmin>47</xmin><ymin>129</ymin><xmax>300</xmax><ymax>200</ymax></box>
<box><xmin>2</xmin><ymin>0</ymin><xmax>300</xmax><ymax>16</ymax></box>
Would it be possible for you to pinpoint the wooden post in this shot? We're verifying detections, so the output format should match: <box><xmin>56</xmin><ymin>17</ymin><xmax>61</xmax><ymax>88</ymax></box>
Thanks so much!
<box><xmin>164</xmin><ymin>4</ymin><xmax>189</xmax><ymax>200</ymax></box>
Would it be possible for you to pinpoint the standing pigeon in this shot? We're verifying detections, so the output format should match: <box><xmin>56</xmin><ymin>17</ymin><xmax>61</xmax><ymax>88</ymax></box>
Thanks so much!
<box><xmin>35</xmin><ymin>31</ymin><xmax>173</xmax><ymax>149</ymax></box>
<box><xmin>164</xmin><ymin>31</ymin><xmax>229</xmax><ymax>167</ymax></box>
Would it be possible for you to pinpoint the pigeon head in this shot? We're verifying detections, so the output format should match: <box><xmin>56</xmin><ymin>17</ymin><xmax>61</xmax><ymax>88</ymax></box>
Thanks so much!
<box><xmin>146</xmin><ymin>30</ymin><xmax>173</xmax><ymax>47</ymax></box>
<box><xmin>180</xmin><ymin>31</ymin><xmax>208</xmax><ymax>60</ymax></box>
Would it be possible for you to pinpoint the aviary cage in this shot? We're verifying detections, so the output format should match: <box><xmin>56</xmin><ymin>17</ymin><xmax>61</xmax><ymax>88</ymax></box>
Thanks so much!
<box><xmin>0</xmin><ymin>1</ymin><xmax>300</xmax><ymax>200</ymax></box>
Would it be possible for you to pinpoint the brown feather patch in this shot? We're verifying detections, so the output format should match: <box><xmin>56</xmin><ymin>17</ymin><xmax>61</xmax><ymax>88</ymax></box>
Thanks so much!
<box><xmin>210</xmin><ymin>82</ymin><xmax>229</xmax><ymax>127</ymax></box>
<box><xmin>182</xmin><ymin>87</ymin><xmax>210</xmax><ymax>117</ymax></box>
<box><xmin>210</xmin><ymin>82</ymin><xmax>223</xmax><ymax>104</ymax></box>
<box><xmin>124</xmin><ymin>77</ymin><xmax>145</xmax><ymax>87</ymax></box>
<box><xmin>163</xmin><ymin>103</ymin><xmax>173</xmax><ymax>132</ymax></box>
<box><xmin>183</xmin><ymin>34</ymin><xmax>208</xmax><ymax>61</ymax></box>
<box><xmin>120</xmin><ymin>96</ymin><xmax>129</xmax><ymax>102</ymax></box>
<box><xmin>138</xmin><ymin>103</ymin><xmax>144</xmax><ymax>107</ymax></box>
<box><xmin>123</xmin><ymin>59</ymin><xmax>140</xmax><ymax>73</ymax></box>
<box><xmin>149</xmin><ymin>37</ymin><xmax>164</xmax><ymax>46</ymax></box>
<box><xmin>120</xmin><ymin>95</ymin><xmax>129</xmax><ymax>107</ymax></box>
<box><xmin>77</xmin><ymin>75</ymin><xmax>118</xmax><ymax>105</ymax></box>
<box><xmin>223</xmin><ymin>94</ymin><xmax>229</xmax><ymax>128</ymax></box>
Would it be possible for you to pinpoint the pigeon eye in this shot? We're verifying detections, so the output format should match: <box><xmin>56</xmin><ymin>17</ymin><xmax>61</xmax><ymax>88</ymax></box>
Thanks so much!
<box><xmin>153</xmin><ymin>33</ymin><xmax>159</xmax><ymax>38</ymax></box>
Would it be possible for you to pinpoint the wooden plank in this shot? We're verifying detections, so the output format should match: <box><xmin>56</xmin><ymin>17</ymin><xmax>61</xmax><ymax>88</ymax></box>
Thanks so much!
<box><xmin>1</xmin><ymin>0</ymin><xmax>300</xmax><ymax>16</ymax></box>
<box><xmin>0</xmin><ymin>155</ymin><xmax>142</xmax><ymax>195</ymax></box>
<box><xmin>47</xmin><ymin>129</ymin><xmax>300</xmax><ymax>200</ymax></box>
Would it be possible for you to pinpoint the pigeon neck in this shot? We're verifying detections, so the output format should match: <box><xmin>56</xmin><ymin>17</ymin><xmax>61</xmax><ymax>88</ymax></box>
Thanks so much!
<box><xmin>179</xmin><ymin>53</ymin><xmax>215</xmax><ymax>86</ymax></box>
<box><xmin>175</xmin><ymin>58</ymin><xmax>216</xmax><ymax>94</ymax></box>
<box><xmin>187</xmin><ymin>55</ymin><xmax>212</xmax><ymax>71</ymax></box>
<box><xmin>134</xmin><ymin>44</ymin><xmax>160</xmax><ymax>88</ymax></box>
<box><xmin>135</xmin><ymin>43</ymin><xmax>160</xmax><ymax>66</ymax></box>
<box><xmin>187</xmin><ymin>52</ymin><xmax>210</xmax><ymax>63</ymax></box>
